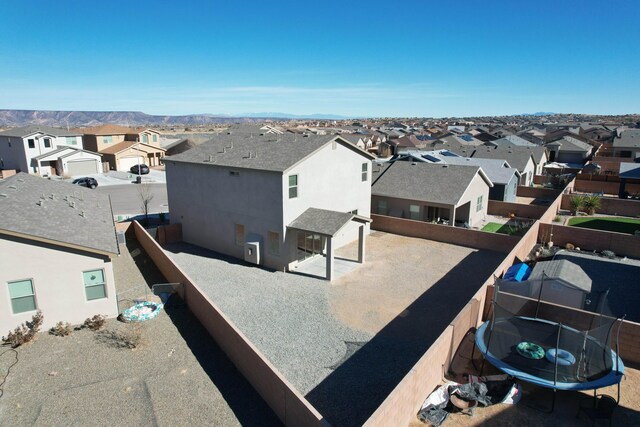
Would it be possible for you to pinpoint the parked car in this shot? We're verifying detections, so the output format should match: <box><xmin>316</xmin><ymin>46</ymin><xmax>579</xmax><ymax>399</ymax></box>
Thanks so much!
<box><xmin>130</xmin><ymin>164</ymin><xmax>150</xmax><ymax>175</ymax></box>
<box><xmin>71</xmin><ymin>177</ymin><xmax>98</xmax><ymax>189</ymax></box>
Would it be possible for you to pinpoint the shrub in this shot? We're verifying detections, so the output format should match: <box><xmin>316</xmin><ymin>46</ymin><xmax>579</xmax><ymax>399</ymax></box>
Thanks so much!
<box><xmin>50</xmin><ymin>321</ymin><xmax>73</xmax><ymax>337</ymax></box>
<box><xmin>2</xmin><ymin>311</ymin><xmax>43</xmax><ymax>347</ymax></box>
<box><xmin>569</xmin><ymin>195</ymin><xmax>585</xmax><ymax>215</ymax></box>
<box><xmin>601</xmin><ymin>250</ymin><xmax>616</xmax><ymax>259</ymax></box>
<box><xmin>583</xmin><ymin>195</ymin><xmax>601</xmax><ymax>215</ymax></box>
<box><xmin>553</xmin><ymin>215</ymin><xmax>562</xmax><ymax>222</ymax></box>
<box><xmin>83</xmin><ymin>314</ymin><xmax>106</xmax><ymax>331</ymax></box>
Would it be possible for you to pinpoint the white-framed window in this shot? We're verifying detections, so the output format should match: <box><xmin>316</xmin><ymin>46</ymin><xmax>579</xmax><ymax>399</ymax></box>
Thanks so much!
<box><xmin>43</xmin><ymin>138</ymin><xmax>51</xmax><ymax>148</ymax></box>
<box><xmin>66</xmin><ymin>136</ymin><xmax>77</xmax><ymax>145</ymax></box>
<box><xmin>152</xmin><ymin>134</ymin><xmax>157</xmax><ymax>143</ymax></box>
<box><xmin>235</xmin><ymin>224</ymin><xmax>245</xmax><ymax>245</ymax></box>
<box><xmin>27</xmin><ymin>139</ymin><xmax>35</xmax><ymax>149</ymax></box>
<box><xmin>142</xmin><ymin>134</ymin><xmax>148</xmax><ymax>143</ymax></box>
<box><xmin>103</xmin><ymin>136</ymin><xmax>113</xmax><ymax>144</ymax></box>
<box><xmin>377</xmin><ymin>199</ymin><xmax>388</xmax><ymax>215</ymax></box>
<box><xmin>476</xmin><ymin>195</ymin><xmax>483</xmax><ymax>212</ymax></box>
<box><xmin>268</xmin><ymin>231</ymin><xmax>280</xmax><ymax>255</ymax></box>
<box><xmin>409</xmin><ymin>204</ymin><xmax>420</xmax><ymax>220</ymax></box>
<box><xmin>83</xmin><ymin>269</ymin><xmax>106</xmax><ymax>300</ymax></box>
<box><xmin>288</xmin><ymin>175</ymin><xmax>298</xmax><ymax>199</ymax></box>
<box><xmin>362</xmin><ymin>162</ymin><xmax>368</xmax><ymax>182</ymax></box>
<box><xmin>8</xmin><ymin>279</ymin><xmax>37</xmax><ymax>314</ymax></box>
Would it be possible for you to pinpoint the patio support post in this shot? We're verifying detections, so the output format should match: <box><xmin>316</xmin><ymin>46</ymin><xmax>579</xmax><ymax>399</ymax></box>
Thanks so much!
<box><xmin>358</xmin><ymin>225</ymin><xmax>366</xmax><ymax>263</ymax></box>
<box><xmin>451</xmin><ymin>205</ymin><xmax>457</xmax><ymax>225</ymax></box>
<box><xmin>326</xmin><ymin>236</ymin><xmax>334</xmax><ymax>281</ymax></box>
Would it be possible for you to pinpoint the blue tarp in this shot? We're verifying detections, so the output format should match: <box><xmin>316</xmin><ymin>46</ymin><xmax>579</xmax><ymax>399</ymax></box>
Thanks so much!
<box><xmin>503</xmin><ymin>263</ymin><xmax>531</xmax><ymax>282</ymax></box>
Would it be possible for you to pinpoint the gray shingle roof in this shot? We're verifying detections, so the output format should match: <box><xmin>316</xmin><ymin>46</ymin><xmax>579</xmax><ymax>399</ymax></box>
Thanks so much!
<box><xmin>0</xmin><ymin>173</ymin><xmax>118</xmax><ymax>254</ymax></box>
<box><xmin>33</xmin><ymin>146</ymin><xmax>101</xmax><ymax>161</ymax></box>
<box><xmin>613</xmin><ymin>129</ymin><xmax>640</xmax><ymax>149</ymax></box>
<box><xmin>546</xmin><ymin>136</ymin><xmax>592</xmax><ymax>153</ymax></box>
<box><xmin>490</xmin><ymin>135</ymin><xmax>537</xmax><ymax>147</ymax></box>
<box><xmin>472</xmin><ymin>146</ymin><xmax>534</xmax><ymax>172</ymax></box>
<box><xmin>288</xmin><ymin>208</ymin><xmax>356</xmax><ymax>236</ymax></box>
<box><xmin>528</xmin><ymin>260</ymin><xmax>592</xmax><ymax>292</ymax></box>
<box><xmin>438</xmin><ymin>157</ymin><xmax>518</xmax><ymax>185</ymax></box>
<box><xmin>0</xmin><ymin>125</ymin><xmax>82</xmax><ymax>137</ymax></box>
<box><xmin>371</xmin><ymin>161</ymin><xmax>487</xmax><ymax>206</ymax></box>
<box><xmin>165</xmin><ymin>134</ymin><xmax>373</xmax><ymax>172</ymax></box>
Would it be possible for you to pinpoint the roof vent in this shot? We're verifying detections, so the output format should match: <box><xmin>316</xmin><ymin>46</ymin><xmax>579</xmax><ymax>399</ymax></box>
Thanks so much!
<box><xmin>443</xmin><ymin>164</ymin><xmax>449</xmax><ymax>168</ymax></box>
<box><xmin>0</xmin><ymin>193</ymin><xmax>8</xmax><ymax>198</ymax></box>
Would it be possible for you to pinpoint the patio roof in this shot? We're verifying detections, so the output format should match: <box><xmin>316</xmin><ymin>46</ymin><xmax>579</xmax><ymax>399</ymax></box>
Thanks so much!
<box><xmin>288</xmin><ymin>207</ymin><xmax>371</xmax><ymax>237</ymax></box>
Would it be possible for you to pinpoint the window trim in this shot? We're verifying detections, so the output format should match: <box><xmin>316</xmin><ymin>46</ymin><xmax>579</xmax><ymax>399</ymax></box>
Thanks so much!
<box><xmin>476</xmin><ymin>195</ymin><xmax>483</xmax><ymax>212</ymax></box>
<box><xmin>361</xmin><ymin>162</ymin><xmax>368</xmax><ymax>182</ymax></box>
<box><xmin>27</xmin><ymin>138</ymin><xmax>35</xmax><ymax>149</ymax></box>
<box><xmin>83</xmin><ymin>268</ymin><xmax>107</xmax><ymax>301</ymax></box>
<box><xmin>7</xmin><ymin>278</ymin><xmax>37</xmax><ymax>314</ymax></box>
<box><xmin>43</xmin><ymin>138</ymin><xmax>51</xmax><ymax>148</ymax></box>
<box><xmin>103</xmin><ymin>135</ymin><xmax>113</xmax><ymax>144</ymax></box>
<box><xmin>288</xmin><ymin>174</ymin><xmax>298</xmax><ymax>199</ymax></box>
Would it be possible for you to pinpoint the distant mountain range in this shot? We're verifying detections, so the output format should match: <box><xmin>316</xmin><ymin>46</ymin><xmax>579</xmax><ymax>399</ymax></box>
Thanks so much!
<box><xmin>0</xmin><ymin>109</ymin><xmax>349</xmax><ymax>127</ymax></box>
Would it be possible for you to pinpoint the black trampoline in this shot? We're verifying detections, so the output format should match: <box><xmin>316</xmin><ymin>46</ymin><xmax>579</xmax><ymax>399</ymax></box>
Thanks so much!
<box><xmin>475</xmin><ymin>276</ymin><xmax>625</xmax><ymax>405</ymax></box>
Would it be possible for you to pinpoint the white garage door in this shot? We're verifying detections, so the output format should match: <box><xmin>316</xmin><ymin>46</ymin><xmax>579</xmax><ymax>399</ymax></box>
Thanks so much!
<box><xmin>67</xmin><ymin>159</ymin><xmax>98</xmax><ymax>176</ymax></box>
<box><xmin>118</xmin><ymin>156</ymin><xmax>144</xmax><ymax>171</ymax></box>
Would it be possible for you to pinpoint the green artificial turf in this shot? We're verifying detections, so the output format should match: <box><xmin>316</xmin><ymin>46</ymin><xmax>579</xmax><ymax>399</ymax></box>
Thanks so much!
<box><xmin>567</xmin><ymin>217</ymin><xmax>640</xmax><ymax>235</ymax></box>
<box><xmin>482</xmin><ymin>222</ymin><xmax>531</xmax><ymax>236</ymax></box>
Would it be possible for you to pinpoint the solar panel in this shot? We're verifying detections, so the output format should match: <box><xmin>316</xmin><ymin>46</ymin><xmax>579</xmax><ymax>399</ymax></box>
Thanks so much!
<box><xmin>422</xmin><ymin>154</ymin><xmax>441</xmax><ymax>162</ymax></box>
<box><xmin>440</xmin><ymin>150</ymin><xmax>458</xmax><ymax>157</ymax></box>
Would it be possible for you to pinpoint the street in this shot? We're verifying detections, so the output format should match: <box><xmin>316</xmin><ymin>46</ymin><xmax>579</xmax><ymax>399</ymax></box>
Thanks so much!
<box><xmin>97</xmin><ymin>183</ymin><xmax>168</xmax><ymax>216</ymax></box>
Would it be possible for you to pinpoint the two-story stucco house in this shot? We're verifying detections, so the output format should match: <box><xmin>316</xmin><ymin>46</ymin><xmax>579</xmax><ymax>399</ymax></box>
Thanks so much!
<box><xmin>0</xmin><ymin>173</ymin><xmax>119</xmax><ymax>332</ymax></box>
<box><xmin>77</xmin><ymin>124</ymin><xmax>165</xmax><ymax>171</ymax></box>
<box><xmin>165</xmin><ymin>134</ymin><xmax>374</xmax><ymax>280</ymax></box>
<box><xmin>0</xmin><ymin>126</ymin><xmax>101</xmax><ymax>176</ymax></box>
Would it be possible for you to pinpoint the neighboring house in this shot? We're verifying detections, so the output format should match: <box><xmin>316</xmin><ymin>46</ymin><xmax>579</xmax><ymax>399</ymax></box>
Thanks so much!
<box><xmin>77</xmin><ymin>124</ymin><xmax>165</xmax><ymax>171</ymax></box>
<box><xmin>33</xmin><ymin>146</ymin><xmax>102</xmax><ymax>177</ymax></box>
<box><xmin>0</xmin><ymin>173</ymin><xmax>119</xmax><ymax>331</ymax></box>
<box><xmin>395</xmin><ymin>135</ymin><xmax>428</xmax><ymax>151</ymax></box>
<box><xmin>165</xmin><ymin>134</ymin><xmax>374</xmax><ymax>280</ymax></box>
<box><xmin>388</xmin><ymin>149</ymin><xmax>519</xmax><ymax>202</ymax></box>
<box><xmin>0</xmin><ymin>126</ymin><xmax>85</xmax><ymax>175</ymax></box>
<box><xmin>340</xmin><ymin>134</ymin><xmax>368</xmax><ymax>150</ymax></box>
<box><xmin>485</xmin><ymin>135</ymin><xmax>537</xmax><ymax>148</ymax></box>
<box><xmin>612</xmin><ymin>129</ymin><xmax>640</xmax><ymax>160</ymax></box>
<box><xmin>472</xmin><ymin>146</ymin><xmax>537</xmax><ymax>186</ymax></box>
<box><xmin>439</xmin><ymin>134</ymin><xmax>484</xmax><ymax>146</ymax></box>
<box><xmin>371</xmin><ymin>161</ymin><xmax>492</xmax><ymax>228</ymax></box>
<box><xmin>545</xmin><ymin>136</ymin><xmax>593</xmax><ymax>164</ymax></box>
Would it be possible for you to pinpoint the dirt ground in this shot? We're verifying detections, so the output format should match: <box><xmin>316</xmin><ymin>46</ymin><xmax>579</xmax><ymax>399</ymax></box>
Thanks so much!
<box><xmin>331</xmin><ymin>232</ymin><xmax>504</xmax><ymax>334</ymax></box>
<box><xmin>410</xmin><ymin>332</ymin><xmax>640</xmax><ymax>427</ymax></box>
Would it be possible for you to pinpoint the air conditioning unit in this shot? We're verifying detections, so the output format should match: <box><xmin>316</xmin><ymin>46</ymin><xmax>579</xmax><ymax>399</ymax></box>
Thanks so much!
<box><xmin>244</xmin><ymin>241</ymin><xmax>260</xmax><ymax>265</ymax></box>
<box><xmin>116</xmin><ymin>230</ymin><xmax>126</xmax><ymax>244</ymax></box>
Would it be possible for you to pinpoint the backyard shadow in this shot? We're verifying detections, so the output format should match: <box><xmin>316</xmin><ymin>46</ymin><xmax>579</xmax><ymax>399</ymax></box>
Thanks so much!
<box><xmin>125</xmin><ymin>240</ymin><xmax>282</xmax><ymax>427</ymax></box>
<box><xmin>163</xmin><ymin>241</ymin><xmax>279</xmax><ymax>273</ymax></box>
<box><xmin>305</xmin><ymin>250</ymin><xmax>504</xmax><ymax>426</ymax></box>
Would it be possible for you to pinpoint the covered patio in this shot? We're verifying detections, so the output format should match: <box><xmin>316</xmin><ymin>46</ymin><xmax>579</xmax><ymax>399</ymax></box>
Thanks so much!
<box><xmin>288</xmin><ymin>207</ymin><xmax>371</xmax><ymax>280</ymax></box>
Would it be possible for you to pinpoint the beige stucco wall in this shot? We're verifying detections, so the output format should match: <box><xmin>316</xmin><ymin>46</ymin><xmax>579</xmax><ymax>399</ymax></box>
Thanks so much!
<box><xmin>457</xmin><ymin>172</ymin><xmax>490</xmax><ymax>227</ymax></box>
<box><xmin>0</xmin><ymin>235</ymin><xmax>118</xmax><ymax>332</ymax></box>
<box><xmin>95</xmin><ymin>134</ymin><xmax>126</xmax><ymax>152</ymax></box>
<box><xmin>283</xmin><ymin>141</ymin><xmax>372</xmax><ymax>268</ymax></box>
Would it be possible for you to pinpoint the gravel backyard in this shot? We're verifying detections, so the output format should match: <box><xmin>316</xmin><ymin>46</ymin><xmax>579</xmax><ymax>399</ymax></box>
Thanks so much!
<box><xmin>165</xmin><ymin>231</ymin><xmax>505</xmax><ymax>426</ymax></box>
<box><xmin>0</xmin><ymin>240</ymin><xmax>280</xmax><ymax>427</ymax></box>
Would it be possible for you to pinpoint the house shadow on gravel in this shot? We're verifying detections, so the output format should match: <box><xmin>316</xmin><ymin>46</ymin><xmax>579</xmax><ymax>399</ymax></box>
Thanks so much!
<box><xmin>125</xmin><ymin>239</ymin><xmax>282</xmax><ymax>427</ymax></box>
<box><xmin>305</xmin><ymin>250</ymin><xmax>504</xmax><ymax>427</ymax></box>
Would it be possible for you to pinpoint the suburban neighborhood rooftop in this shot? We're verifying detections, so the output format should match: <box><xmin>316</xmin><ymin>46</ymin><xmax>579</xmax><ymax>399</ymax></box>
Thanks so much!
<box><xmin>0</xmin><ymin>173</ymin><xmax>119</xmax><ymax>255</ymax></box>
<box><xmin>166</xmin><ymin>133</ymin><xmax>374</xmax><ymax>172</ymax></box>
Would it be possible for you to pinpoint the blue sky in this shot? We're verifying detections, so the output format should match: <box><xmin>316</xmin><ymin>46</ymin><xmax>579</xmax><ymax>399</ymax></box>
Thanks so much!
<box><xmin>1</xmin><ymin>0</ymin><xmax>639</xmax><ymax>118</ymax></box>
